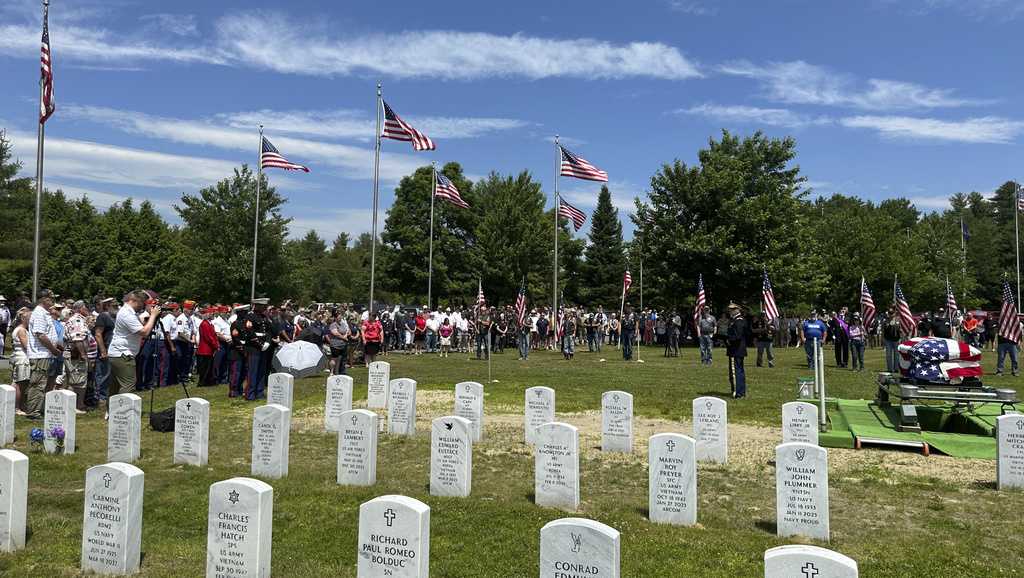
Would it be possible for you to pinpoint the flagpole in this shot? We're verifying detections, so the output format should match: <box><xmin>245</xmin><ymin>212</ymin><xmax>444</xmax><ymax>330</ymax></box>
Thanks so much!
<box><xmin>637</xmin><ymin>256</ymin><xmax>643</xmax><ymax>362</ymax></box>
<box><xmin>369</xmin><ymin>83</ymin><xmax>382</xmax><ymax>315</ymax></box>
<box><xmin>960</xmin><ymin>214</ymin><xmax>967</xmax><ymax>295</ymax></box>
<box><xmin>250</xmin><ymin>124</ymin><xmax>263</xmax><ymax>303</ymax></box>
<box><xmin>1015</xmin><ymin>182</ymin><xmax>1021</xmax><ymax>307</ymax></box>
<box><xmin>428</xmin><ymin>161</ymin><xmax>436</xmax><ymax>310</ymax></box>
<box><xmin>552</xmin><ymin>135</ymin><xmax>560</xmax><ymax>331</ymax></box>
<box><xmin>32</xmin><ymin>70</ymin><xmax>45</xmax><ymax>303</ymax></box>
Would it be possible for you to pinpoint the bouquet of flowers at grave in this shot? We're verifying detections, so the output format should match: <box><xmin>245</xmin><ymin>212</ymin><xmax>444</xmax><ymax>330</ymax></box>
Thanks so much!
<box><xmin>49</xmin><ymin>426</ymin><xmax>66</xmax><ymax>453</ymax></box>
<box><xmin>29</xmin><ymin>428</ymin><xmax>44</xmax><ymax>452</ymax></box>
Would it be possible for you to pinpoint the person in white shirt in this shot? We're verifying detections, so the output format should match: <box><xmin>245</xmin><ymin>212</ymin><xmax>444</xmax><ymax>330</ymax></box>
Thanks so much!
<box><xmin>211</xmin><ymin>306</ymin><xmax>232</xmax><ymax>383</ymax></box>
<box><xmin>160</xmin><ymin>305</ymin><xmax>180</xmax><ymax>387</ymax></box>
<box><xmin>175</xmin><ymin>301</ymin><xmax>197</xmax><ymax>383</ymax></box>
<box><xmin>0</xmin><ymin>295</ymin><xmax>10</xmax><ymax>358</ymax></box>
<box><xmin>106</xmin><ymin>290</ymin><xmax>161</xmax><ymax>416</ymax></box>
<box><xmin>25</xmin><ymin>290</ymin><xmax>61</xmax><ymax>419</ymax></box>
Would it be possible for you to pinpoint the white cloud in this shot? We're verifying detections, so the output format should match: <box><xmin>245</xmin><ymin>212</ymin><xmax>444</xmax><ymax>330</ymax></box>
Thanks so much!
<box><xmin>289</xmin><ymin>208</ymin><xmax>375</xmax><ymax>241</ymax></box>
<box><xmin>47</xmin><ymin>181</ymin><xmax>178</xmax><ymax>214</ymax></box>
<box><xmin>678</xmin><ymin>103</ymin><xmax>831</xmax><ymax>128</ymax></box>
<box><xmin>908</xmin><ymin>195</ymin><xmax>952</xmax><ymax>210</ymax></box>
<box><xmin>215</xmin><ymin>13</ymin><xmax>702</xmax><ymax>80</ymax></box>
<box><xmin>720</xmin><ymin>60</ymin><xmax>988</xmax><ymax>111</ymax></box>
<box><xmin>880</xmin><ymin>0</ymin><xmax>1024</xmax><ymax>21</ymax></box>
<box><xmin>561</xmin><ymin>182</ymin><xmax>638</xmax><ymax>212</ymax></box>
<box><xmin>667</xmin><ymin>1</ymin><xmax>718</xmax><ymax>15</ymax></box>
<box><xmin>840</xmin><ymin>115</ymin><xmax>1024</xmax><ymax>143</ymax></box>
<box><xmin>139</xmin><ymin>14</ymin><xmax>199</xmax><ymax>37</ymax></box>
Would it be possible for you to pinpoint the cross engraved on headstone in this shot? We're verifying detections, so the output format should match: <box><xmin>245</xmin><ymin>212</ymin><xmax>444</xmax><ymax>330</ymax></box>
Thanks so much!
<box><xmin>796</xmin><ymin>405</ymin><xmax>804</xmax><ymax>414</ymax></box>
<box><xmin>535</xmin><ymin>389</ymin><xmax>543</xmax><ymax>397</ymax></box>
<box><xmin>384</xmin><ymin>508</ymin><xmax>396</xmax><ymax>527</ymax></box>
<box><xmin>186</xmin><ymin>402</ymin><xmax>192</xmax><ymax>412</ymax></box>
<box><xmin>801</xmin><ymin>562</ymin><xmax>819</xmax><ymax>578</ymax></box>
<box><xmin>1017</xmin><ymin>419</ymin><xmax>1024</xmax><ymax>431</ymax></box>
<box><xmin>666</xmin><ymin>440</ymin><xmax>676</xmax><ymax>452</ymax></box>
<box><xmin>570</xmin><ymin>532</ymin><xmax>582</xmax><ymax>553</ymax></box>
<box><xmin>351</xmin><ymin>415</ymin><xmax>359</xmax><ymax>425</ymax></box>
<box><xmin>102</xmin><ymin>473</ymin><xmax>112</xmax><ymax>489</ymax></box>
<box><xmin>228</xmin><ymin>490</ymin><xmax>239</xmax><ymax>504</ymax></box>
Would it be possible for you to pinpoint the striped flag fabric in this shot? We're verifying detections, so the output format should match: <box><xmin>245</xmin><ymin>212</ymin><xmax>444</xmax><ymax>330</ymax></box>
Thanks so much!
<box><xmin>559</xmin><ymin>145</ymin><xmax>608</xmax><ymax>182</ymax></box>
<box><xmin>945</xmin><ymin>278</ymin><xmax>958</xmax><ymax>320</ymax></box>
<box><xmin>999</xmin><ymin>280</ymin><xmax>1021</xmax><ymax>343</ymax></box>
<box><xmin>40</xmin><ymin>3</ymin><xmax>55</xmax><ymax>124</ymax></box>
<box><xmin>860</xmin><ymin>277</ymin><xmax>876</xmax><ymax>330</ymax></box>
<box><xmin>476</xmin><ymin>279</ymin><xmax>486</xmax><ymax>309</ymax></box>
<box><xmin>558</xmin><ymin>199</ymin><xmax>587</xmax><ymax>231</ymax></box>
<box><xmin>261</xmin><ymin>137</ymin><xmax>309</xmax><ymax>172</ymax></box>
<box><xmin>693</xmin><ymin>274</ymin><xmax>706</xmax><ymax>336</ymax></box>
<box><xmin>381</xmin><ymin>100</ymin><xmax>435</xmax><ymax>151</ymax></box>
<box><xmin>761</xmin><ymin>270</ymin><xmax>779</xmax><ymax>321</ymax></box>
<box><xmin>894</xmin><ymin>281</ymin><xmax>915</xmax><ymax>336</ymax></box>
<box><xmin>514</xmin><ymin>278</ymin><xmax>527</xmax><ymax>325</ymax></box>
<box><xmin>622</xmin><ymin>270</ymin><xmax>632</xmax><ymax>297</ymax></box>
<box><xmin>1017</xmin><ymin>186</ymin><xmax>1024</xmax><ymax>212</ymax></box>
<box><xmin>435</xmin><ymin>171</ymin><xmax>469</xmax><ymax>208</ymax></box>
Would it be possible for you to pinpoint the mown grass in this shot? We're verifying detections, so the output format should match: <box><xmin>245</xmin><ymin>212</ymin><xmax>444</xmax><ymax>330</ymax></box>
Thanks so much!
<box><xmin>0</xmin><ymin>344</ymin><xmax>1022</xmax><ymax>576</ymax></box>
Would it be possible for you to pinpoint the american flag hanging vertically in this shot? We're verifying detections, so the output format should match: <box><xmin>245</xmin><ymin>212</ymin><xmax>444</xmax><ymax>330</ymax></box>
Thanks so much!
<box><xmin>435</xmin><ymin>171</ymin><xmax>469</xmax><ymax>208</ymax></box>
<box><xmin>999</xmin><ymin>280</ymin><xmax>1021</xmax><ymax>342</ymax></box>
<box><xmin>622</xmin><ymin>270</ymin><xmax>632</xmax><ymax>297</ymax></box>
<box><xmin>559</xmin><ymin>145</ymin><xmax>608</xmax><ymax>182</ymax></box>
<box><xmin>514</xmin><ymin>278</ymin><xmax>527</xmax><ymax>325</ymax></box>
<box><xmin>40</xmin><ymin>2</ymin><xmax>55</xmax><ymax>124</ymax></box>
<box><xmin>894</xmin><ymin>281</ymin><xmax>915</xmax><ymax>336</ymax></box>
<box><xmin>860</xmin><ymin>277</ymin><xmax>876</xmax><ymax>330</ymax></box>
<box><xmin>945</xmin><ymin>278</ymin><xmax>959</xmax><ymax>320</ymax></box>
<box><xmin>476</xmin><ymin>279</ymin><xmax>486</xmax><ymax>309</ymax></box>
<box><xmin>694</xmin><ymin>274</ymin><xmax>706</xmax><ymax>336</ymax></box>
<box><xmin>261</xmin><ymin>137</ymin><xmax>309</xmax><ymax>172</ymax></box>
<box><xmin>1017</xmin><ymin>186</ymin><xmax>1024</xmax><ymax>212</ymax></box>
<box><xmin>761</xmin><ymin>270</ymin><xmax>779</xmax><ymax>321</ymax></box>
<box><xmin>558</xmin><ymin>199</ymin><xmax>587</xmax><ymax>231</ymax></box>
<box><xmin>381</xmin><ymin>100</ymin><xmax>435</xmax><ymax>151</ymax></box>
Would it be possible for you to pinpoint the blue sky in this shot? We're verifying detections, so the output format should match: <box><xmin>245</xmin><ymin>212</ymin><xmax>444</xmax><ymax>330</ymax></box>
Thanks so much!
<box><xmin>2</xmin><ymin>0</ymin><xmax>1022</xmax><ymax>243</ymax></box>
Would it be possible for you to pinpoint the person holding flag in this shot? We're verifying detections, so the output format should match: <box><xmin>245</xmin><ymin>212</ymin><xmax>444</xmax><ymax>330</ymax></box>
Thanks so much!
<box><xmin>515</xmin><ymin>279</ymin><xmax>529</xmax><ymax>360</ymax></box>
<box><xmin>996</xmin><ymin>280</ymin><xmax>1021</xmax><ymax>376</ymax></box>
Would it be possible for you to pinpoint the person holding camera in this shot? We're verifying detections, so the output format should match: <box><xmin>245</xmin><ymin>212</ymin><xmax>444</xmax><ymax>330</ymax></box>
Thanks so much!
<box><xmin>106</xmin><ymin>290</ymin><xmax>161</xmax><ymax>419</ymax></box>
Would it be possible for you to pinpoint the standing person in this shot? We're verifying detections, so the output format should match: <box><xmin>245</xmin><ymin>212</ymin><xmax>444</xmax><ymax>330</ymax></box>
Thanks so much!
<box><xmin>10</xmin><ymin>308</ymin><xmax>31</xmax><ymax>414</ymax></box>
<box><xmin>195</xmin><ymin>308</ymin><xmax>220</xmax><ymax>386</ymax></box>
<box><xmin>362</xmin><ymin>312</ymin><xmax>384</xmax><ymax>365</ymax></box>
<box><xmin>787</xmin><ymin>316</ymin><xmax>800</xmax><ymax>348</ymax></box>
<box><xmin>698</xmin><ymin>309</ymin><xmax>717</xmax><ymax>366</ymax></box>
<box><xmin>608</xmin><ymin>313</ymin><xmax>619</xmax><ymax>347</ymax></box>
<box><xmin>475</xmin><ymin>307</ymin><xmax>492</xmax><ymax>360</ymax></box>
<box><xmin>438</xmin><ymin>318</ymin><xmax>454</xmax><ymax>358</ymax></box>
<box><xmin>562</xmin><ymin>310</ymin><xmax>577</xmax><ymax>360</ymax></box>
<box><xmin>800</xmin><ymin>310</ymin><xmax>828</xmax><ymax>370</ymax></box>
<box><xmin>848</xmin><ymin>313</ymin><xmax>866</xmax><ymax>372</ymax></box>
<box><xmin>93</xmin><ymin>297</ymin><xmax>115</xmax><ymax>404</ymax></box>
<box><xmin>211</xmin><ymin>306</ymin><xmax>232</xmax><ymax>384</ymax></box>
<box><xmin>242</xmin><ymin>298</ymin><xmax>273</xmax><ymax>401</ymax></box>
<box><xmin>752</xmin><ymin>311</ymin><xmax>776</xmax><ymax>368</ymax></box>
<box><xmin>495</xmin><ymin>314</ymin><xmax>508</xmax><ymax>354</ymax></box>
<box><xmin>328</xmin><ymin>312</ymin><xmax>350</xmax><ymax>375</ymax></box>
<box><xmin>667</xmin><ymin>311</ymin><xmax>681</xmax><ymax>357</ymax></box>
<box><xmin>996</xmin><ymin>313</ymin><xmax>1020</xmax><ymax>377</ymax></box>
<box><xmin>830</xmin><ymin>307</ymin><xmax>850</xmax><ymax>368</ymax></box>
<box><xmin>0</xmin><ymin>295</ymin><xmax>9</xmax><ymax>358</ymax></box>
<box><xmin>63</xmin><ymin>301</ymin><xmax>91</xmax><ymax>413</ymax></box>
<box><xmin>881</xmin><ymin>306</ymin><xmax>903</xmax><ymax>374</ymax></box>
<box><xmin>176</xmin><ymin>300</ymin><xmax>197</xmax><ymax>383</ymax></box>
<box><xmin>726</xmin><ymin>303</ymin><xmax>750</xmax><ymax>399</ymax></box>
<box><xmin>930</xmin><ymin>310</ymin><xmax>952</xmax><ymax>339</ymax></box>
<box><xmin>158</xmin><ymin>303</ymin><xmax>179</xmax><ymax>388</ymax></box>
<box><xmin>621</xmin><ymin>308</ymin><xmax>635</xmax><ymax>361</ymax></box>
<box><xmin>518</xmin><ymin>311</ymin><xmax>530</xmax><ymax>360</ymax></box>
<box><xmin>107</xmin><ymin>291</ymin><xmax>161</xmax><ymax>418</ymax></box>
<box><xmin>425</xmin><ymin>310</ymin><xmax>438</xmax><ymax>354</ymax></box>
<box><xmin>228</xmin><ymin>305</ymin><xmax>249</xmax><ymax>397</ymax></box>
<box><xmin>25</xmin><ymin>290</ymin><xmax>61</xmax><ymax>420</ymax></box>
<box><xmin>414</xmin><ymin>310</ymin><xmax>426</xmax><ymax>355</ymax></box>
<box><xmin>536</xmin><ymin>312</ymin><xmax>549</xmax><ymax>353</ymax></box>
<box><xmin>984</xmin><ymin>314</ymin><xmax>998</xmax><ymax>352</ymax></box>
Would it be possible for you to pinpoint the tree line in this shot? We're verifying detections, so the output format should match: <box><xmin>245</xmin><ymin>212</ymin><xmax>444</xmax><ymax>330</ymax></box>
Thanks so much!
<box><xmin>0</xmin><ymin>129</ymin><xmax>1016</xmax><ymax>314</ymax></box>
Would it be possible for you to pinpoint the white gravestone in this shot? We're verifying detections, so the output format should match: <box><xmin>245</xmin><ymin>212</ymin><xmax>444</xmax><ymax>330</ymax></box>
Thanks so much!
<box><xmin>174</xmin><ymin>397</ymin><xmax>210</xmax><ymax>466</ymax></box>
<box><xmin>601</xmin><ymin>391</ymin><xmax>634</xmax><ymax>453</ymax></box>
<box><xmin>454</xmin><ymin>381</ymin><xmax>485</xmax><ymax>443</ymax></box>
<box><xmin>357</xmin><ymin>495</ymin><xmax>430</xmax><ymax>578</ymax></box>
<box><xmin>388</xmin><ymin>378</ymin><xmax>417</xmax><ymax>436</ymax></box>
<box><xmin>338</xmin><ymin>409</ymin><xmax>378</xmax><ymax>486</ymax></box>
<box><xmin>251</xmin><ymin>404</ymin><xmax>290</xmax><ymax>479</ymax></box>
<box><xmin>0</xmin><ymin>449</ymin><xmax>27</xmax><ymax>552</ymax></box>
<box><xmin>108</xmin><ymin>393</ymin><xmax>142</xmax><ymax>463</ymax></box>
<box><xmin>693</xmin><ymin>396</ymin><xmax>727</xmax><ymax>464</ymax></box>
<box><xmin>539</xmin><ymin>518</ymin><xmax>620</xmax><ymax>578</ymax></box>
<box><xmin>648</xmin><ymin>433</ymin><xmax>697</xmax><ymax>526</ymax></box>
<box><xmin>782</xmin><ymin>401</ymin><xmax>819</xmax><ymax>445</ymax></box>
<box><xmin>207</xmin><ymin>477</ymin><xmax>273</xmax><ymax>578</ymax></box>
<box><xmin>525</xmin><ymin>386</ymin><xmax>556</xmax><ymax>445</ymax></box>
<box><xmin>997</xmin><ymin>414</ymin><xmax>1024</xmax><ymax>490</ymax></box>
<box><xmin>81</xmin><ymin>462</ymin><xmax>144</xmax><ymax>575</ymax></box>
<box><xmin>267</xmin><ymin>373</ymin><xmax>294</xmax><ymax>410</ymax></box>
<box><xmin>430</xmin><ymin>416</ymin><xmax>473</xmax><ymax>497</ymax></box>
<box><xmin>0</xmin><ymin>385</ymin><xmax>15</xmax><ymax>447</ymax></box>
<box><xmin>776</xmin><ymin>442</ymin><xmax>830</xmax><ymax>541</ymax></box>
<box><xmin>325</xmin><ymin>374</ymin><xmax>354</xmax><ymax>433</ymax></box>
<box><xmin>535</xmin><ymin>422</ymin><xmax>580</xmax><ymax>511</ymax></box>
<box><xmin>44</xmin><ymin>389</ymin><xmax>76</xmax><ymax>454</ymax></box>
<box><xmin>367</xmin><ymin>361</ymin><xmax>391</xmax><ymax>409</ymax></box>
<box><xmin>765</xmin><ymin>545</ymin><xmax>858</xmax><ymax>578</ymax></box>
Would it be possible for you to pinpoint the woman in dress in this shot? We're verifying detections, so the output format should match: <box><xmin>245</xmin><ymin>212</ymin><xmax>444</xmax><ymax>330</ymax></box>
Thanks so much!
<box><xmin>361</xmin><ymin>312</ymin><xmax>384</xmax><ymax>365</ymax></box>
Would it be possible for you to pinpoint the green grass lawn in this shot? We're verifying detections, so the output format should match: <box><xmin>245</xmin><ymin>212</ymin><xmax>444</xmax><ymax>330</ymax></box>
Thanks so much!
<box><xmin>1</xmin><ymin>344</ymin><xmax>1023</xmax><ymax>576</ymax></box>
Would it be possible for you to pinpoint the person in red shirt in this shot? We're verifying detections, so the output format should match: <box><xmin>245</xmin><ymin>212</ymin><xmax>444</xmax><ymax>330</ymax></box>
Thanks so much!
<box><xmin>196</xmin><ymin>307</ymin><xmax>220</xmax><ymax>386</ymax></box>
<box><xmin>414</xmin><ymin>311</ymin><xmax>427</xmax><ymax>355</ymax></box>
<box><xmin>362</xmin><ymin>312</ymin><xmax>384</xmax><ymax>364</ymax></box>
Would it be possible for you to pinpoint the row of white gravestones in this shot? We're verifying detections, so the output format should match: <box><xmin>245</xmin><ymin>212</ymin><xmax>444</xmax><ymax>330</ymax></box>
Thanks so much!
<box><xmin>454</xmin><ymin>381</ymin><xmax>484</xmax><ymax>442</ymax></box>
<box><xmin>45</xmin><ymin>389</ymin><xmax>77</xmax><ymax>454</ymax></box>
<box><xmin>693</xmin><ymin>396</ymin><xmax>727</xmax><ymax>464</ymax></box>
<box><xmin>0</xmin><ymin>385</ymin><xmax>15</xmax><ymax>447</ymax></box>
<box><xmin>389</xmin><ymin>378</ymin><xmax>417</xmax><ymax>436</ymax></box>
<box><xmin>430</xmin><ymin>416</ymin><xmax>473</xmax><ymax>497</ymax></box>
<box><xmin>776</xmin><ymin>442</ymin><xmax>830</xmax><ymax>541</ymax></box>
<box><xmin>251</xmin><ymin>404</ymin><xmax>291</xmax><ymax>479</ymax></box>
<box><xmin>267</xmin><ymin>372</ymin><xmax>294</xmax><ymax>410</ymax></box>
<box><xmin>601</xmin><ymin>391</ymin><xmax>633</xmax><ymax>453</ymax></box>
<box><xmin>108</xmin><ymin>393</ymin><xmax>142</xmax><ymax>463</ymax></box>
<box><xmin>535</xmin><ymin>422</ymin><xmax>580</xmax><ymax>510</ymax></box>
<box><xmin>338</xmin><ymin>410</ymin><xmax>378</xmax><ymax>486</ymax></box>
<box><xmin>0</xmin><ymin>449</ymin><xmax>27</xmax><ymax>552</ymax></box>
<box><xmin>325</xmin><ymin>375</ymin><xmax>354</xmax><ymax>432</ymax></box>
<box><xmin>783</xmin><ymin>401</ymin><xmax>819</xmax><ymax>445</ymax></box>
<box><xmin>81</xmin><ymin>462</ymin><xmax>144</xmax><ymax>575</ymax></box>
<box><xmin>367</xmin><ymin>360</ymin><xmax>391</xmax><ymax>409</ymax></box>
<box><xmin>997</xmin><ymin>413</ymin><xmax>1024</xmax><ymax>490</ymax></box>
<box><xmin>525</xmin><ymin>386</ymin><xmax>555</xmax><ymax>445</ymax></box>
<box><xmin>174</xmin><ymin>397</ymin><xmax>210</xmax><ymax>466</ymax></box>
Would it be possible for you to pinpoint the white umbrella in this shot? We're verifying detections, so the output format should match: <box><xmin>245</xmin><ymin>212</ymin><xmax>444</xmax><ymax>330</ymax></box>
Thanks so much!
<box><xmin>273</xmin><ymin>341</ymin><xmax>327</xmax><ymax>378</ymax></box>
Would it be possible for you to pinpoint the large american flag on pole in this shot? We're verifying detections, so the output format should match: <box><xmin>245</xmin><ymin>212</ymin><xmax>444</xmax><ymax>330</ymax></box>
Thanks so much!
<box><xmin>860</xmin><ymin>277</ymin><xmax>876</xmax><ymax>330</ymax></box>
<box><xmin>261</xmin><ymin>137</ymin><xmax>309</xmax><ymax>172</ymax></box>
<box><xmin>514</xmin><ymin>278</ymin><xmax>527</xmax><ymax>325</ymax></box>
<box><xmin>945</xmin><ymin>277</ymin><xmax>958</xmax><ymax>320</ymax></box>
<box><xmin>761</xmin><ymin>269</ymin><xmax>779</xmax><ymax>321</ymax></box>
<box><xmin>999</xmin><ymin>279</ymin><xmax>1021</xmax><ymax>342</ymax></box>
<box><xmin>382</xmin><ymin>100</ymin><xmax>435</xmax><ymax>151</ymax></box>
<box><xmin>1017</xmin><ymin>185</ymin><xmax>1024</xmax><ymax>212</ymax></box>
<box><xmin>435</xmin><ymin>171</ymin><xmax>469</xmax><ymax>208</ymax></box>
<box><xmin>40</xmin><ymin>2</ymin><xmax>55</xmax><ymax>124</ymax></box>
<box><xmin>559</xmin><ymin>145</ymin><xmax>608</xmax><ymax>182</ymax></box>
<box><xmin>476</xmin><ymin>279</ymin><xmax>486</xmax><ymax>309</ymax></box>
<box><xmin>558</xmin><ymin>199</ymin><xmax>587</xmax><ymax>231</ymax></box>
<box><xmin>693</xmin><ymin>274</ymin><xmax>706</xmax><ymax>336</ymax></box>
<box><xmin>622</xmin><ymin>270</ymin><xmax>632</xmax><ymax>297</ymax></box>
<box><xmin>894</xmin><ymin>281</ymin><xmax>915</xmax><ymax>336</ymax></box>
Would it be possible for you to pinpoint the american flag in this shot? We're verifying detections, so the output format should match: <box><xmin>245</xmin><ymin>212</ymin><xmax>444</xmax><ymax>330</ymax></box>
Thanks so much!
<box><xmin>622</xmin><ymin>270</ymin><xmax>632</xmax><ymax>297</ymax></box>
<box><xmin>514</xmin><ymin>278</ymin><xmax>527</xmax><ymax>325</ymax></box>
<box><xmin>381</xmin><ymin>100</ymin><xmax>435</xmax><ymax>151</ymax></box>
<box><xmin>693</xmin><ymin>274</ymin><xmax>706</xmax><ymax>336</ymax></box>
<box><xmin>894</xmin><ymin>281</ymin><xmax>915</xmax><ymax>336</ymax></box>
<box><xmin>559</xmin><ymin>145</ymin><xmax>608</xmax><ymax>182</ymax></box>
<box><xmin>898</xmin><ymin>337</ymin><xmax>983</xmax><ymax>382</ymax></box>
<box><xmin>261</xmin><ymin>137</ymin><xmax>309</xmax><ymax>172</ymax></box>
<box><xmin>1017</xmin><ymin>185</ymin><xmax>1024</xmax><ymax>212</ymax></box>
<box><xmin>435</xmin><ymin>170</ymin><xmax>469</xmax><ymax>208</ymax></box>
<box><xmin>999</xmin><ymin>280</ymin><xmax>1021</xmax><ymax>342</ymax></box>
<box><xmin>40</xmin><ymin>3</ymin><xmax>55</xmax><ymax>124</ymax></box>
<box><xmin>558</xmin><ymin>199</ymin><xmax>587</xmax><ymax>231</ymax></box>
<box><xmin>860</xmin><ymin>277</ymin><xmax>876</xmax><ymax>330</ymax></box>
<box><xmin>761</xmin><ymin>270</ymin><xmax>779</xmax><ymax>321</ymax></box>
<box><xmin>476</xmin><ymin>279</ymin><xmax>486</xmax><ymax>309</ymax></box>
<box><xmin>945</xmin><ymin>278</ymin><xmax>958</xmax><ymax>320</ymax></box>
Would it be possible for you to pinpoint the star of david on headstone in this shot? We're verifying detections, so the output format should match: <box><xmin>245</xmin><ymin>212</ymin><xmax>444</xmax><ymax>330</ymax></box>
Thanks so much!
<box><xmin>351</xmin><ymin>415</ymin><xmax>359</xmax><ymax>426</ymax></box>
<box><xmin>384</xmin><ymin>508</ymin><xmax>396</xmax><ymax>527</ymax></box>
<box><xmin>801</xmin><ymin>562</ymin><xmax>819</xmax><ymax>578</ymax></box>
<box><xmin>228</xmin><ymin>490</ymin><xmax>239</xmax><ymax>505</ymax></box>
<box><xmin>666</xmin><ymin>440</ymin><xmax>676</xmax><ymax>452</ymax></box>
<box><xmin>102</xmin><ymin>472</ymin><xmax>113</xmax><ymax>488</ymax></box>
<box><xmin>795</xmin><ymin>448</ymin><xmax>806</xmax><ymax>461</ymax></box>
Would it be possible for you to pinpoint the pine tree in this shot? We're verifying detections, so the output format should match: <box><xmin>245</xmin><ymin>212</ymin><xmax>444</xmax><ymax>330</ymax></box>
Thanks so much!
<box><xmin>582</xmin><ymin>185</ymin><xmax>626</xmax><ymax>308</ymax></box>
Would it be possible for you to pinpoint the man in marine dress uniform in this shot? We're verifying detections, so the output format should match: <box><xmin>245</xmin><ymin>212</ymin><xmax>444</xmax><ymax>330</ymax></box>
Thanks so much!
<box><xmin>228</xmin><ymin>304</ymin><xmax>249</xmax><ymax>397</ymax></box>
<box><xmin>242</xmin><ymin>298</ymin><xmax>273</xmax><ymax>400</ymax></box>
<box><xmin>158</xmin><ymin>302</ymin><xmax>179</xmax><ymax>387</ymax></box>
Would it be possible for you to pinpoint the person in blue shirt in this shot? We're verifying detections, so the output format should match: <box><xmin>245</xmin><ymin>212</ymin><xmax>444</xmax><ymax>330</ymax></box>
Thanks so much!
<box><xmin>801</xmin><ymin>310</ymin><xmax>828</xmax><ymax>369</ymax></box>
